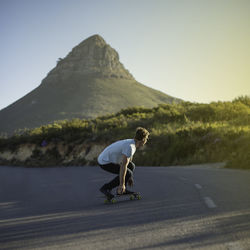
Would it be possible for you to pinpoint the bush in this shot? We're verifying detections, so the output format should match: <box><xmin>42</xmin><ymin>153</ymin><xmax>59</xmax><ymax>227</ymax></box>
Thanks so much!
<box><xmin>1</xmin><ymin>97</ymin><xmax>249</xmax><ymax>169</ymax></box>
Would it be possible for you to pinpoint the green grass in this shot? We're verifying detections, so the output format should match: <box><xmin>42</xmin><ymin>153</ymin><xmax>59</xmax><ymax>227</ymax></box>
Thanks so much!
<box><xmin>0</xmin><ymin>76</ymin><xmax>180</xmax><ymax>135</ymax></box>
<box><xmin>0</xmin><ymin>96</ymin><xmax>249</xmax><ymax>169</ymax></box>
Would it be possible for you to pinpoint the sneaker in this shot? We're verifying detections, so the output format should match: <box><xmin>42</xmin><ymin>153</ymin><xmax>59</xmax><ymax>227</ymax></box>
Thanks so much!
<box><xmin>100</xmin><ymin>186</ymin><xmax>114</xmax><ymax>200</ymax></box>
<box><xmin>123</xmin><ymin>189</ymin><xmax>135</xmax><ymax>195</ymax></box>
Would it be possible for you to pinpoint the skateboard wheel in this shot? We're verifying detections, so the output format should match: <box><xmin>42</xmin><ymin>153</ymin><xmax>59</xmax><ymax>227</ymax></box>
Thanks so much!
<box><xmin>105</xmin><ymin>199</ymin><xmax>116</xmax><ymax>204</ymax></box>
<box><xmin>137</xmin><ymin>195</ymin><xmax>142</xmax><ymax>200</ymax></box>
<box><xmin>130</xmin><ymin>195</ymin><xmax>135</xmax><ymax>200</ymax></box>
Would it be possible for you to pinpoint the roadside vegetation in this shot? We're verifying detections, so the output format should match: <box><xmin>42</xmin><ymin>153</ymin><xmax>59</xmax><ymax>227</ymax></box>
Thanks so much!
<box><xmin>0</xmin><ymin>96</ymin><xmax>249</xmax><ymax>169</ymax></box>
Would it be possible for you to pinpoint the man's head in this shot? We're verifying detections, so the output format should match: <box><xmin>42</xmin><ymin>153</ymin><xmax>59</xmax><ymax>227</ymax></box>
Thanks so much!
<box><xmin>134</xmin><ymin>127</ymin><xmax>149</xmax><ymax>148</ymax></box>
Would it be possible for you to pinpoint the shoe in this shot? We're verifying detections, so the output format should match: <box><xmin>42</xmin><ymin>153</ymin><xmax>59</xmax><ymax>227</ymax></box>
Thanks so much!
<box><xmin>116</xmin><ymin>189</ymin><xmax>134</xmax><ymax>196</ymax></box>
<box><xmin>100</xmin><ymin>186</ymin><xmax>114</xmax><ymax>200</ymax></box>
<box><xmin>123</xmin><ymin>189</ymin><xmax>135</xmax><ymax>195</ymax></box>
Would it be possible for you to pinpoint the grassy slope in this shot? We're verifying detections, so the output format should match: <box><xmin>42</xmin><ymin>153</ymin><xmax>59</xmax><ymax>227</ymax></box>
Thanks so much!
<box><xmin>0</xmin><ymin>96</ymin><xmax>249</xmax><ymax>169</ymax></box>
<box><xmin>0</xmin><ymin>77</ymin><xmax>179</xmax><ymax>135</ymax></box>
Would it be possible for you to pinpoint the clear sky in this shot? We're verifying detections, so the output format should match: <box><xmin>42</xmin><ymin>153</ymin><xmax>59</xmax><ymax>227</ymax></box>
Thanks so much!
<box><xmin>1</xmin><ymin>0</ymin><xmax>249</xmax><ymax>110</ymax></box>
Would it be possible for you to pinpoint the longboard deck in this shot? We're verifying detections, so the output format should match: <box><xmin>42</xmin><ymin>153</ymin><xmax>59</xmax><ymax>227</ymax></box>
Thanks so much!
<box><xmin>104</xmin><ymin>192</ymin><xmax>142</xmax><ymax>204</ymax></box>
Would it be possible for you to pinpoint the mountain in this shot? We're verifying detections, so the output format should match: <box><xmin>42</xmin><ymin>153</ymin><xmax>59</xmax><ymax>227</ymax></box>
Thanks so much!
<box><xmin>0</xmin><ymin>34</ymin><xmax>181</xmax><ymax>135</ymax></box>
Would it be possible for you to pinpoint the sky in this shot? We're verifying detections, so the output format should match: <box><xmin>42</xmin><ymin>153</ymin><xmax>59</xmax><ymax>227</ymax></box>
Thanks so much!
<box><xmin>0</xmin><ymin>0</ymin><xmax>250</xmax><ymax>110</ymax></box>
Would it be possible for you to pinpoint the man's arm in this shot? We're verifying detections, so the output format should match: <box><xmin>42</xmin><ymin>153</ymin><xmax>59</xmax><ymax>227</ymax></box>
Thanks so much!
<box><xmin>118</xmin><ymin>154</ymin><xmax>129</xmax><ymax>194</ymax></box>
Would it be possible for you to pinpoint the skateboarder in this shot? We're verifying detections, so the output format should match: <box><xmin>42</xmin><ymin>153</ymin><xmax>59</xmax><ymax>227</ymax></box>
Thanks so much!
<box><xmin>98</xmin><ymin>127</ymin><xmax>149</xmax><ymax>199</ymax></box>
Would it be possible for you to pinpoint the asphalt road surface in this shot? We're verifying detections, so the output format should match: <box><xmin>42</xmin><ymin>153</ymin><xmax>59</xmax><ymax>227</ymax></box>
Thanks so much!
<box><xmin>0</xmin><ymin>163</ymin><xmax>250</xmax><ymax>250</ymax></box>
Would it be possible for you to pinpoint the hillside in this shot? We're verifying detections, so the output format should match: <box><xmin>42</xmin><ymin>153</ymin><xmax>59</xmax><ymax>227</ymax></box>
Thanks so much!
<box><xmin>0</xmin><ymin>96</ymin><xmax>249</xmax><ymax>169</ymax></box>
<box><xmin>0</xmin><ymin>35</ymin><xmax>180</xmax><ymax>135</ymax></box>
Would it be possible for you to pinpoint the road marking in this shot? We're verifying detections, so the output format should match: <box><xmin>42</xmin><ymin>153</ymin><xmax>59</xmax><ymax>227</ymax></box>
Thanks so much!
<box><xmin>180</xmin><ymin>177</ymin><xmax>187</xmax><ymax>181</ymax></box>
<box><xmin>195</xmin><ymin>184</ymin><xmax>202</xmax><ymax>189</ymax></box>
<box><xmin>203</xmin><ymin>197</ymin><xmax>217</xmax><ymax>208</ymax></box>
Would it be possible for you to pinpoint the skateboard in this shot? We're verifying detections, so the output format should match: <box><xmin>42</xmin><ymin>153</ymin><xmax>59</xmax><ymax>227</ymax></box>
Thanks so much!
<box><xmin>104</xmin><ymin>192</ymin><xmax>142</xmax><ymax>204</ymax></box>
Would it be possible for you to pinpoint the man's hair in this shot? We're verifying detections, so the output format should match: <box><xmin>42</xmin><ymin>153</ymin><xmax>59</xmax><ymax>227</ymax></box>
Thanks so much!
<box><xmin>134</xmin><ymin>127</ymin><xmax>149</xmax><ymax>141</ymax></box>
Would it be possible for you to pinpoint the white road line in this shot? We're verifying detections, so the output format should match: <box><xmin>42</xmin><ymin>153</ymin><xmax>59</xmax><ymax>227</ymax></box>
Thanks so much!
<box><xmin>203</xmin><ymin>197</ymin><xmax>217</xmax><ymax>208</ymax></box>
<box><xmin>195</xmin><ymin>184</ymin><xmax>202</xmax><ymax>189</ymax></box>
<box><xmin>180</xmin><ymin>177</ymin><xmax>187</xmax><ymax>181</ymax></box>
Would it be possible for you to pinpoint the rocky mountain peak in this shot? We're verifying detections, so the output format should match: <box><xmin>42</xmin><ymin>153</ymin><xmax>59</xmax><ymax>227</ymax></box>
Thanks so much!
<box><xmin>81</xmin><ymin>34</ymin><xmax>106</xmax><ymax>46</ymax></box>
<box><xmin>0</xmin><ymin>34</ymin><xmax>180</xmax><ymax>135</ymax></box>
<box><xmin>45</xmin><ymin>34</ymin><xmax>134</xmax><ymax>82</ymax></box>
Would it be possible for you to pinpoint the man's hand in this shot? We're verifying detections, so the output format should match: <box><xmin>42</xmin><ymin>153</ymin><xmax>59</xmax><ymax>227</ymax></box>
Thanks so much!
<box><xmin>119</xmin><ymin>155</ymin><xmax>129</xmax><ymax>194</ymax></box>
<box><xmin>117</xmin><ymin>184</ymin><xmax>126</xmax><ymax>195</ymax></box>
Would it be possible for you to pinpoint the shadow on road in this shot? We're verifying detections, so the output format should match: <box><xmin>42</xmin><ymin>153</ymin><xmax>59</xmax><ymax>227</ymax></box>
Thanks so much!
<box><xmin>1</xmin><ymin>197</ymin><xmax>250</xmax><ymax>249</ymax></box>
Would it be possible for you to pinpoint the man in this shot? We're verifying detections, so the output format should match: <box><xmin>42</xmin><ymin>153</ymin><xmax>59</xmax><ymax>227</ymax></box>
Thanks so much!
<box><xmin>98</xmin><ymin>127</ymin><xmax>149</xmax><ymax>199</ymax></box>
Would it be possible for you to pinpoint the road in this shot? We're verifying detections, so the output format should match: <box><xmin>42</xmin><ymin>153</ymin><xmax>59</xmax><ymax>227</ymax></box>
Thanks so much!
<box><xmin>0</xmin><ymin>164</ymin><xmax>250</xmax><ymax>250</ymax></box>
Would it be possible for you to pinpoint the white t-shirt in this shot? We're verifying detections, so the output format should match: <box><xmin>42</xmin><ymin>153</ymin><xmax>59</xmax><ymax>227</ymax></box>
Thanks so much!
<box><xmin>98</xmin><ymin>139</ymin><xmax>136</xmax><ymax>165</ymax></box>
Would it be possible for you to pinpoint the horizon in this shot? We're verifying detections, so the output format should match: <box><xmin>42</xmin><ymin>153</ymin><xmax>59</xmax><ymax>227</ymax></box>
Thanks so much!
<box><xmin>1</xmin><ymin>0</ymin><xmax>250</xmax><ymax>111</ymax></box>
